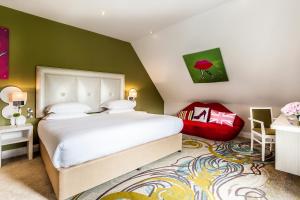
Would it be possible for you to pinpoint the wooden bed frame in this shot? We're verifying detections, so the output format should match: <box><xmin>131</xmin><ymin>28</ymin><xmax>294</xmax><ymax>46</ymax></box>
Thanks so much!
<box><xmin>40</xmin><ymin>133</ymin><xmax>182</xmax><ymax>200</ymax></box>
<box><xmin>36</xmin><ymin>67</ymin><xmax>183</xmax><ymax>199</ymax></box>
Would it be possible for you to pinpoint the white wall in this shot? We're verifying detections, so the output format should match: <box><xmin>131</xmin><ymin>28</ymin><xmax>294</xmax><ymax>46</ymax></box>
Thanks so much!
<box><xmin>132</xmin><ymin>0</ymin><xmax>300</xmax><ymax>131</ymax></box>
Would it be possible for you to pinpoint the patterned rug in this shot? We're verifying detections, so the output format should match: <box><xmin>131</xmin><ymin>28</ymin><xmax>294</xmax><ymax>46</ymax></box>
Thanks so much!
<box><xmin>71</xmin><ymin>135</ymin><xmax>300</xmax><ymax>200</ymax></box>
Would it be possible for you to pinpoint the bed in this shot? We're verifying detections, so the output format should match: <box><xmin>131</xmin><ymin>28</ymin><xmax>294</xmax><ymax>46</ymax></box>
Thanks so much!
<box><xmin>36</xmin><ymin>67</ymin><xmax>183</xmax><ymax>200</ymax></box>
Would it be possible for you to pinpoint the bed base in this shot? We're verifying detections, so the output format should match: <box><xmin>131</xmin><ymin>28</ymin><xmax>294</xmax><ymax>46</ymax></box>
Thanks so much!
<box><xmin>40</xmin><ymin>133</ymin><xmax>182</xmax><ymax>200</ymax></box>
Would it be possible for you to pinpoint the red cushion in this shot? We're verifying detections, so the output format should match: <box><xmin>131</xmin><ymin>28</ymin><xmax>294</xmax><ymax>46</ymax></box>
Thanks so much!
<box><xmin>180</xmin><ymin>102</ymin><xmax>244</xmax><ymax>141</ymax></box>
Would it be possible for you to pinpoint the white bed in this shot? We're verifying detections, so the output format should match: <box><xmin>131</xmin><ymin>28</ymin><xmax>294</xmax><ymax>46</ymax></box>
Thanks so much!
<box><xmin>38</xmin><ymin>111</ymin><xmax>183</xmax><ymax>168</ymax></box>
<box><xmin>36</xmin><ymin>67</ymin><xmax>183</xmax><ymax>200</ymax></box>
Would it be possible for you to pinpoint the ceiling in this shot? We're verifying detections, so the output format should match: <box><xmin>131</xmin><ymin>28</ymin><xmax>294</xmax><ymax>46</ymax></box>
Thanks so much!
<box><xmin>0</xmin><ymin>0</ymin><xmax>228</xmax><ymax>42</ymax></box>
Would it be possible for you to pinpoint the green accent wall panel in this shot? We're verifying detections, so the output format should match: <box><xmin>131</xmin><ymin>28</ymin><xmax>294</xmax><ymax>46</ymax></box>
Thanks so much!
<box><xmin>0</xmin><ymin>6</ymin><xmax>164</xmax><ymax>150</ymax></box>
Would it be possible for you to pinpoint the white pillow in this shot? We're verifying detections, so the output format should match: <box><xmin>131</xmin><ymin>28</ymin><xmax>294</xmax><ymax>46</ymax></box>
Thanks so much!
<box><xmin>106</xmin><ymin>109</ymin><xmax>135</xmax><ymax>114</ymax></box>
<box><xmin>101</xmin><ymin>100</ymin><xmax>136</xmax><ymax>110</ymax></box>
<box><xmin>46</xmin><ymin>102</ymin><xmax>91</xmax><ymax>114</ymax></box>
<box><xmin>43</xmin><ymin>113</ymin><xmax>88</xmax><ymax>120</ymax></box>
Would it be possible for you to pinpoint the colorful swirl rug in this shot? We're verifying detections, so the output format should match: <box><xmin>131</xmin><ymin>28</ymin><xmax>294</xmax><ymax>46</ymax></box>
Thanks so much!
<box><xmin>71</xmin><ymin>135</ymin><xmax>300</xmax><ymax>200</ymax></box>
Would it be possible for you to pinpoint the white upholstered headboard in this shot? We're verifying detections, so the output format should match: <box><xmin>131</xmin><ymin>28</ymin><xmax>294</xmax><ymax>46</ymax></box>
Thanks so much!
<box><xmin>36</xmin><ymin>66</ymin><xmax>125</xmax><ymax>118</ymax></box>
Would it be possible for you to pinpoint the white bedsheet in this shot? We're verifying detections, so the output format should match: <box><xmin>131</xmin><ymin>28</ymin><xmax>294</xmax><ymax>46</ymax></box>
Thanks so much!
<box><xmin>38</xmin><ymin>111</ymin><xmax>183</xmax><ymax>168</ymax></box>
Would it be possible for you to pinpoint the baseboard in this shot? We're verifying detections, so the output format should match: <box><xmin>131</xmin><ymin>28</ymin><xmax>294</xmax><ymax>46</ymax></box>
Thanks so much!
<box><xmin>238</xmin><ymin>131</ymin><xmax>251</xmax><ymax>139</ymax></box>
<box><xmin>2</xmin><ymin>144</ymin><xmax>39</xmax><ymax>159</ymax></box>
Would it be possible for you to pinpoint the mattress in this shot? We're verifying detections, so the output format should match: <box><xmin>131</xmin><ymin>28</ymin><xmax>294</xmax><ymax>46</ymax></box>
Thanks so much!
<box><xmin>38</xmin><ymin>111</ymin><xmax>183</xmax><ymax>168</ymax></box>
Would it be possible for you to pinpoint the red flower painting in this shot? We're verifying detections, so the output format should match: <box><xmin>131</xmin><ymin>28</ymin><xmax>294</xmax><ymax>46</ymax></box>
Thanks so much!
<box><xmin>0</xmin><ymin>27</ymin><xmax>9</xmax><ymax>79</ymax></box>
<box><xmin>183</xmin><ymin>48</ymin><xmax>229</xmax><ymax>83</ymax></box>
<box><xmin>194</xmin><ymin>60</ymin><xmax>214</xmax><ymax>79</ymax></box>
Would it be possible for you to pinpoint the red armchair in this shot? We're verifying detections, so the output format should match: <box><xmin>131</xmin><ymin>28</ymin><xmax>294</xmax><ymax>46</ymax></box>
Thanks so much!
<box><xmin>180</xmin><ymin>102</ymin><xmax>244</xmax><ymax>141</ymax></box>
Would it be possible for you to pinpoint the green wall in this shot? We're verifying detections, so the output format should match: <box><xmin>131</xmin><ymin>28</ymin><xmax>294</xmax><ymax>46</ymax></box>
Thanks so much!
<box><xmin>0</xmin><ymin>6</ymin><xmax>164</xmax><ymax>150</ymax></box>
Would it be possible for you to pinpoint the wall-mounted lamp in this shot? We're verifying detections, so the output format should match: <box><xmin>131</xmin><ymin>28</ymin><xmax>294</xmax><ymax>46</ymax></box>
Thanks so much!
<box><xmin>128</xmin><ymin>88</ymin><xmax>137</xmax><ymax>101</ymax></box>
<box><xmin>0</xmin><ymin>86</ymin><xmax>28</xmax><ymax>125</ymax></box>
<box><xmin>10</xmin><ymin>91</ymin><xmax>27</xmax><ymax>111</ymax></box>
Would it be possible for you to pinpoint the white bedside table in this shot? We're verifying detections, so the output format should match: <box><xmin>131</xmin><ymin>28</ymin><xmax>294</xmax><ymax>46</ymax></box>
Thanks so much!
<box><xmin>0</xmin><ymin>123</ymin><xmax>33</xmax><ymax>167</ymax></box>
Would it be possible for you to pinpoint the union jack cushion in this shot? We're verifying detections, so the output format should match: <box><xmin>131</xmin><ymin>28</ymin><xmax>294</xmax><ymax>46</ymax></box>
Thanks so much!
<box><xmin>177</xmin><ymin>110</ymin><xmax>194</xmax><ymax>120</ymax></box>
<box><xmin>209</xmin><ymin>110</ymin><xmax>236</xmax><ymax>127</ymax></box>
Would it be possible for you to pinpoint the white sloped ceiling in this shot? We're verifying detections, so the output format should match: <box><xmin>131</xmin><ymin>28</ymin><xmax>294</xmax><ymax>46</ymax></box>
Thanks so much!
<box><xmin>132</xmin><ymin>0</ymin><xmax>300</xmax><ymax>129</ymax></box>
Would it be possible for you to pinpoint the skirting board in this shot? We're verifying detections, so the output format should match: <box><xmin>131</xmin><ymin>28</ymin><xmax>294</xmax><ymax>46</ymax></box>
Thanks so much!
<box><xmin>2</xmin><ymin>144</ymin><xmax>39</xmax><ymax>159</ymax></box>
<box><xmin>238</xmin><ymin>131</ymin><xmax>251</xmax><ymax>139</ymax></box>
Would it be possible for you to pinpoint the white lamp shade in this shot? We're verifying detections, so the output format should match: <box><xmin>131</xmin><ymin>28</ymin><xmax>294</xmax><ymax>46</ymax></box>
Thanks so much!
<box><xmin>128</xmin><ymin>88</ymin><xmax>137</xmax><ymax>99</ymax></box>
<box><xmin>10</xmin><ymin>92</ymin><xmax>27</xmax><ymax>103</ymax></box>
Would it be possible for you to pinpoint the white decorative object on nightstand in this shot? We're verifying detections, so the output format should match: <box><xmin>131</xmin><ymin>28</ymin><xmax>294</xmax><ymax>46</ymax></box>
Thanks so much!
<box><xmin>0</xmin><ymin>123</ymin><xmax>33</xmax><ymax>167</ymax></box>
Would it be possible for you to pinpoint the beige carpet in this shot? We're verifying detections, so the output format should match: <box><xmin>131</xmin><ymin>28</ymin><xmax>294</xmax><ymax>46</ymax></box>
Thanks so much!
<box><xmin>0</xmin><ymin>155</ymin><xmax>56</xmax><ymax>200</ymax></box>
<box><xmin>0</xmin><ymin>136</ymin><xmax>300</xmax><ymax>200</ymax></box>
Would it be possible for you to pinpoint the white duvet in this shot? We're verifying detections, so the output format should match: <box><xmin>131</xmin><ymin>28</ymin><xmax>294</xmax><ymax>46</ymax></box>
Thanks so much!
<box><xmin>38</xmin><ymin>111</ymin><xmax>183</xmax><ymax>168</ymax></box>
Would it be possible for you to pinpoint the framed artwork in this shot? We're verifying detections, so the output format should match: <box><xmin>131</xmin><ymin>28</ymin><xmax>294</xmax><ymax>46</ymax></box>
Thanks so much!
<box><xmin>0</xmin><ymin>27</ymin><xmax>9</xmax><ymax>79</ymax></box>
<box><xmin>183</xmin><ymin>48</ymin><xmax>228</xmax><ymax>83</ymax></box>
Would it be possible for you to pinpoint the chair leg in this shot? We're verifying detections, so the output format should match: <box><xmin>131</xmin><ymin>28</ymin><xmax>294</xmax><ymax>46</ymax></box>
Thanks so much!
<box><xmin>262</xmin><ymin>139</ymin><xmax>265</xmax><ymax>162</ymax></box>
<box><xmin>250</xmin><ymin>132</ymin><xmax>254</xmax><ymax>151</ymax></box>
<box><xmin>270</xmin><ymin>143</ymin><xmax>272</xmax><ymax>152</ymax></box>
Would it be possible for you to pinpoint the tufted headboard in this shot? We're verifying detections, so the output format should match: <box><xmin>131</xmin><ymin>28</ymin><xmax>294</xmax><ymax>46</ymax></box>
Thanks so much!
<box><xmin>36</xmin><ymin>66</ymin><xmax>125</xmax><ymax>118</ymax></box>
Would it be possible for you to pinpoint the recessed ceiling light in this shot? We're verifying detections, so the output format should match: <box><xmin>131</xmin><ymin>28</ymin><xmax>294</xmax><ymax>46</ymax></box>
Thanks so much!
<box><xmin>101</xmin><ymin>11</ymin><xmax>106</xmax><ymax>16</ymax></box>
<box><xmin>150</xmin><ymin>30</ymin><xmax>153</xmax><ymax>35</ymax></box>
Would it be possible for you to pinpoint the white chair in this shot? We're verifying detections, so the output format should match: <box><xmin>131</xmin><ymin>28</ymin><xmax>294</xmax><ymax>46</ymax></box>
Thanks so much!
<box><xmin>249</xmin><ymin>107</ymin><xmax>276</xmax><ymax>161</ymax></box>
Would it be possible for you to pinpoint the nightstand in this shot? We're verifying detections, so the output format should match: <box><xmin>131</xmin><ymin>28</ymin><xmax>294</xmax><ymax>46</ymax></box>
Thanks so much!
<box><xmin>0</xmin><ymin>123</ymin><xmax>33</xmax><ymax>167</ymax></box>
